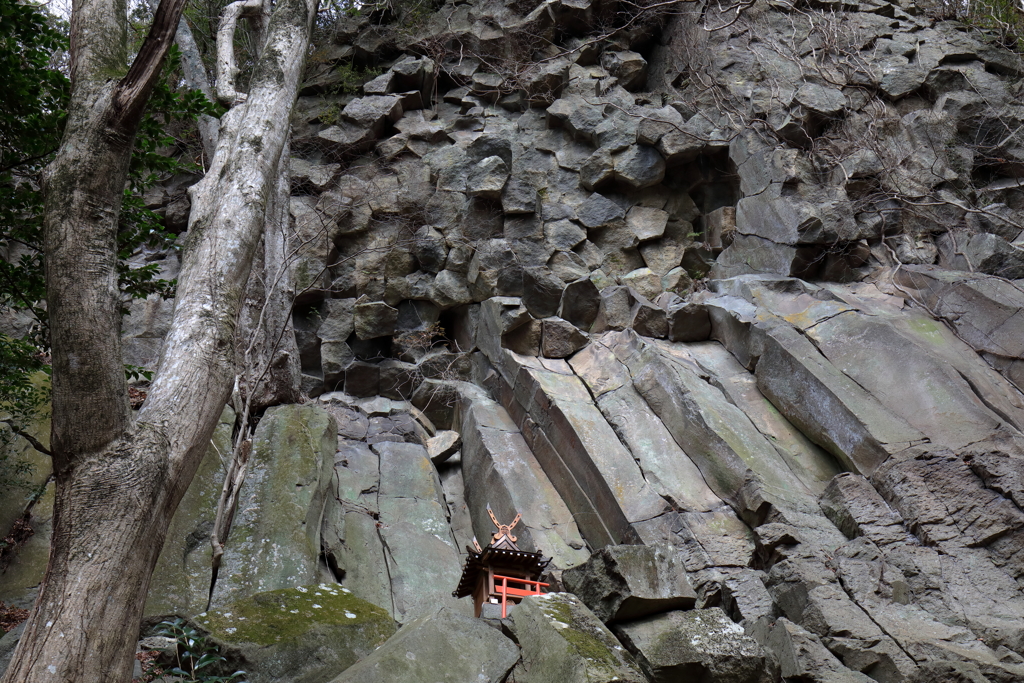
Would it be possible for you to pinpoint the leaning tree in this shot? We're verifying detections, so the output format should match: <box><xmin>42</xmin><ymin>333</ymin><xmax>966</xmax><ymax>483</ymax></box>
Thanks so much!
<box><xmin>1</xmin><ymin>0</ymin><xmax>317</xmax><ymax>678</ymax></box>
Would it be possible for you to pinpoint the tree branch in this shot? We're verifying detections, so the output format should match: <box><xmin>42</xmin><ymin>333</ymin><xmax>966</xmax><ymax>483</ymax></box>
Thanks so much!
<box><xmin>112</xmin><ymin>0</ymin><xmax>192</xmax><ymax>127</ymax></box>
<box><xmin>2</xmin><ymin>420</ymin><xmax>52</xmax><ymax>457</ymax></box>
<box><xmin>217</xmin><ymin>0</ymin><xmax>268</xmax><ymax>106</ymax></box>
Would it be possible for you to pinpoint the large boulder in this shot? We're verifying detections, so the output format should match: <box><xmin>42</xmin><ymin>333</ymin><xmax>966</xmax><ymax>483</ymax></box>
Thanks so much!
<box><xmin>146</xmin><ymin>406</ymin><xmax>235</xmax><ymax>617</ymax></box>
<box><xmin>210</xmin><ymin>405</ymin><xmax>337</xmax><ymax>607</ymax></box>
<box><xmin>0</xmin><ymin>481</ymin><xmax>54</xmax><ymax>609</ymax></box>
<box><xmin>614</xmin><ymin>608</ymin><xmax>776</xmax><ymax>683</ymax></box>
<box><xmin>328</xmin><ymin>606</ymin><xmax>518</xmax><ymax>683</ymax></box>
<box><xmin>510</xmin><ymin>592</ymin><xmax>646</xmax><ymax>683</ymax></box>
<box><xmin>0</xmin><ymin>623</ymin><xmax>24</xmax><ymax>678</ymax></box>
<box><xmin>373</xmin><ymin>441</ymin><xmax>467</xmax><ymax>622</ymax></box>
<box><xmin>562</xmin><ymin>545</ymin><xmax>696</xmax><ymax>622</ymax></box>
<box><xmin>194</xmin><ymin>585</ymin><xmax>396</xmax><ymax>683</ymax></box>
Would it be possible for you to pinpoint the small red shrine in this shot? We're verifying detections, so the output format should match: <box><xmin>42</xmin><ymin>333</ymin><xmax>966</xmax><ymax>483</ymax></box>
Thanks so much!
<box><xmin>452</xmin><ymin>507</ymin><xmax>550</xmax><ymax>618</ymax></box>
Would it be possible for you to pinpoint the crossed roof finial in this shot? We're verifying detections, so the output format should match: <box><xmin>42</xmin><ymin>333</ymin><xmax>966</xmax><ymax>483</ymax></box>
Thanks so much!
<box><xmin>486</xmin><ymin>504</ymin><xmax>521</xmax><ymax>546</ymax></box>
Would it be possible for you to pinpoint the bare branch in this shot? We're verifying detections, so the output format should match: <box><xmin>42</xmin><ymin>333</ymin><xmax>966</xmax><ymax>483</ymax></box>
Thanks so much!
<box><xmin>112</xmin><ymin>0</ymin><xmax>192</xmax><ymax>126</ymax></box>
<box><xmin>1</xmin><ymin>421</ymin><xmax>52</xmax><ymax>457</ymax></box>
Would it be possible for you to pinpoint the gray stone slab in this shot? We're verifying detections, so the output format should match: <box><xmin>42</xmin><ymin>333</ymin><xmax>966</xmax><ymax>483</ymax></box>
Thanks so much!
<box><xmin>459</xmin><ymin>395</ymin><xmax>590</xmax><ymax>571</ymax></box>
<box><xmin>329</xmin><ymin>606</ymin><xmax>518</xmax><ymax>683</ymax></box>
<box><xmin>615</xmin><ymin>608</ymin><xmax>775</xmax><ymax>683</ymax></box>
<box><xmin>511</xmin><ymin>593</ymin><xmax>645</xmax><ymax>683</ymax></box>
<box><xmin>211</xmin><ymin>405</ymin><xmax>337</xmax><ymax>607</ymax></box>
<box><xmin>562</xmin><ymin>545</ymin><xmax>696</xmax><ymax>622</ymax></box>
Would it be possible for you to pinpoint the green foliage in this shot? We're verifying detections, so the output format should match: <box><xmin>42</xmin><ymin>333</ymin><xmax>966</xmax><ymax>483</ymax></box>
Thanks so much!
<box><xmin>124</xmin><ymin>365</ymin><xmax>155</xmax><ymax>383</ymax></box>
<box><xmin>154</xmin><ymin>618</ymin><xmax>247</xmax><ymax>683</ymax></box>
<box><xmin>920</xmin><ymin>0</ymin><xmax>1024</xmax><ymax>48</ymax></box>
<box><xmin>965</xmin><ymin>0</ymin><xmax>1024</xmax><ymax>48</ymax></box>
<box><xmin>0</xmin><ymin>0</ymin><xmax>68</xmax><ymax>174</ymax></box>
<box><xmin>0</xmin><ymin>339</ymin><xmax>48</xmax><ymax>492</ymax></box>
<box><xmin>0</xmin><ymin>0</ymin><xmax>65</xmax><ymax>491</ymax></box>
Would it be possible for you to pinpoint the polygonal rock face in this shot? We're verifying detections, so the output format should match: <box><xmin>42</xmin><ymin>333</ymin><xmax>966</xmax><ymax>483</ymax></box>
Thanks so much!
<box><xmin>329</xmin><ymin>606</ymin><xmax>519</xmax><ymax>683</ymax></box>
<box><xmin>542</xmin><ymin>317</ymin><xmax>590</xmax><ymax>358</ymax></box>
<box><xmin>317</xmin><ymin>299</ymin><xmax>355</xmax><ymax>342</ymax></box>
<box><xmin>630</xmin><ymin>298</ymin><xmax>668</xmax><ymax>339</ymax></box>
<box><xmin>412</xmin><ymin>226</ymin><xmax>447</xmax><ymax>274</ymax></box>
<box><xmin>523</xmin><ymin>266</ymin><xmax>566</xmax><ymax>319</ymax></box>
<box><xmin>466</xmin><ymin>155</ymin><xmax>509</xmax><ymax>199</ymax></box>
<box><xmin>354</xmin><ymin>298</ymin><xmax>399</xmax><ymax>339</ymax></box>
<box><xmin>620</xmin><ymin>268</ymin><xmax>662</xmax><ymax>301</ymax></box>
<box><xmin>591</xmin><ymin>285</ymin><xmax>635</xmax><ymax>332</ymax></box>
<box><xmin>580</xmin><ymin>147</ymin><xmax>615</xmax><ymax>191</ymax></box>
<box><xmin>665</xmin><ymin>301</ymin><xmax>711</xmax><ymax>342</ymax></box>
<box><xmin>614</xmin><ymin>608</ymin><xmax>775</xmax><ymax>683</ymax></box>
<box><xmin>209</xmin><ymin>405</ymin><xmax>337</xmax><ymax>608</ymax></box>
<box><xmin>291</xmin><ymin>158</ymin><xmax>341</xmax><ymax>193</ymax></box>
<box><xmin>612</xmin><ymin>145</ymin><xmax>666</xmax><ymax>190</ymax></box>
<box><xmin>426</xmin><ymin>429</ymin><xmax>461</xmax><ymax>463</ymax></box>
<box><xmin>576</xmin><ymin>193</ymin><xmax>626</xmax><ymax>229</ymax></box>
<box><xmin>194</xmin><ymin>584</ymin><xmax>397</xmax><ymax>683</ymax></box>
<box><xmin>562</xmin><ymin>545</ymin><xmax>696</xmax><ymax>622</ymax></box>
<box><xmin>559</xmin><ymin>277</ymin><xmax>602</xmax><ymax>330</ymax></box>
<box><xmin>546</xmin><ymin>219</ymin><xmax>588</xmax><ymax>252</ymax></box>
<box><xmin>600</xmin><ymin>50</ymin><xmax>648</xmax><ymax>90</ymax></box>
<box><xmin>795</xmin><ymin>83</ymin><xmax>846</xmax><ymax>115</ymax></box>
<box><xmin>511</xmin><ymin>593</ymin><xmax>646</xmax><ymax>683</ymax></box>
<box><xmin>626</xmin><ymin>206</ymin><xmax>669</xmax><ymax>242</ymax></box>
<box><xmin>341</xmin><ymin>95</ymin><xmax>403</xmax><ymax>134</ymax></box>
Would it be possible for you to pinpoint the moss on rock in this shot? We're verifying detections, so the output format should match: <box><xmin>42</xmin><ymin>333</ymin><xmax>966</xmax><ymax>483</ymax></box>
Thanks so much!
<box><xmin>512</xmin><ymin>592</ymin><xmax>645</xmax><ymax>683</ymax></box>
<box><xmin>193</xmin><ymin>584</ymin><xmax>396</xmax><ymax>683</ymax></box>
<box><xmin>199</xmin><ymin>584</ymin><xmax>393</xmax><ymax>646</ymax></box>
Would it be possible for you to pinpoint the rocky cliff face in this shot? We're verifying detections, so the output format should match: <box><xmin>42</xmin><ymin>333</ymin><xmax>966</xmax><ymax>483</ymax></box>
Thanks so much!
<box><xmin>6</xmin><ymin>0</ymin><xmax>1024</xmax><ymax>680</ymax></box>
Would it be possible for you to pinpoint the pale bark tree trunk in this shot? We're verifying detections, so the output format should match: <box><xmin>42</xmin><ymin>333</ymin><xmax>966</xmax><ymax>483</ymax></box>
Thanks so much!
<box><xmin>235</xmin><ymin>140</ymin><xmax>302</xmax><ymax>413</ymax></box>
<box><xmin>209</xmin><ymin>145</ymin><xmax>302</xmax><ymax>585</ymax></box>
<box><xmin>175</xmin><ymin>19</ymin><xmax>220</xmax><ymax>160</ymax></box>
<box><xmin>0</xmin><ymin>0</ymin><xmax>317</xmax><ymax>679</ymax></box>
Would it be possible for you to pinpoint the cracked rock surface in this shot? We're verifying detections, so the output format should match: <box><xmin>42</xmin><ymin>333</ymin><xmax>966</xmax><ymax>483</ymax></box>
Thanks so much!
<box><xmin>8</xmin><ymin>0</ymin><xmax>1024</xmax><ymax>680</ymax></box>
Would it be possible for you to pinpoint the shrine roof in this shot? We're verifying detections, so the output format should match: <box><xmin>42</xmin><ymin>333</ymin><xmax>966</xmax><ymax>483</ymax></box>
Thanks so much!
<box><xmin>452</xmin><ymin>546</ymin><xmax>550</xmax><ymax>599</ymax></box>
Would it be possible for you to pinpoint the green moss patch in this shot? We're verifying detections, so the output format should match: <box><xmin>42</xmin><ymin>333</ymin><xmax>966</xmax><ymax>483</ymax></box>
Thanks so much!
<box><xmin>539</xmin><ymin>596</ymin><xmax>620</xmax><ymax>670</ymax></box>
<box><xmin>197</xmin><ymin>584</ymin><xmax>394</xmax><ymax>646</ymax></box>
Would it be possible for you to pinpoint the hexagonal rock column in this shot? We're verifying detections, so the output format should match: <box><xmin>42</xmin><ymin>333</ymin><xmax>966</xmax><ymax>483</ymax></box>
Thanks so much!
<box><xmin>328</xmin><ymin>606</ymin><xmax>519</xmax><ymax>683</ymax></box>
<box><xmin>561</xmin><ymin>545</ymin><xmax>696</xmax><ymax>622</ymax></box>
<box><xmin>613</xmin><ymin>608</ymin><xmax>776</xmax><ymax>683</ymax></box>
<box><xmin>510</xmin><ymin>592</ymin><xmax>646</xmax><ymax>683</ymax></box>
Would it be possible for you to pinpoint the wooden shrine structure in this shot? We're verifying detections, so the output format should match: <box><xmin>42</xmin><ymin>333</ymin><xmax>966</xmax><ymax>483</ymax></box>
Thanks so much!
<box><xmin>453</xmin><ymin>507</ymin><xmax>550</xmax><ymax>617</ymax></box>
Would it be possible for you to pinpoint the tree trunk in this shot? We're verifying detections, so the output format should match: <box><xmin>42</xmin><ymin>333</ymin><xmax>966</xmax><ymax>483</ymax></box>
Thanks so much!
<box><xmin>0</xmin><ymin>0</ymin><xmax>317</xmax><ymax>678</ymax></box>
<box><xmin>235</xmin><ymin>142</ymin><xmax>302</xmax><ymax>413</ymax></box>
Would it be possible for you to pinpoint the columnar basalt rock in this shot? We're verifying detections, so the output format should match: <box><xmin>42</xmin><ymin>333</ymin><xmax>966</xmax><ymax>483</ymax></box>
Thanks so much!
<box><xmin>11</xmin><ymin>0</ymin><xmax>1024</xmax><ymax>680</ymax></box>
